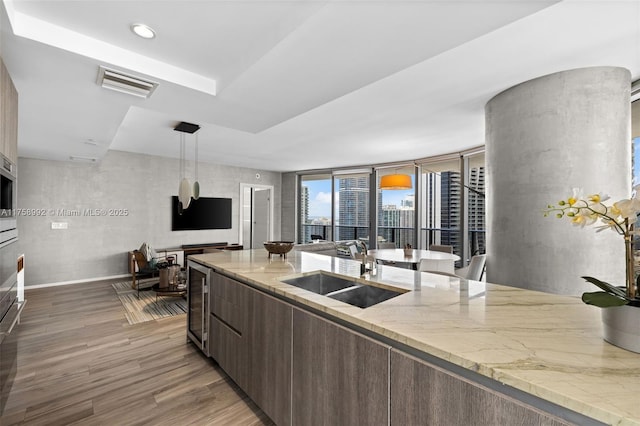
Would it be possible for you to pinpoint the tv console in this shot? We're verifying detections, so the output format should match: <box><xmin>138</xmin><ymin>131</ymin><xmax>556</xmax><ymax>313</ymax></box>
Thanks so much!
<box><xmin>169</xmin><ymin>242</ymin><xmax>243</xmax><ymax>257</ymax></box>
<box><xmin>128</xmin><ymin>242</ymin><xmax>243</xmax><ymax>275</ymax></box>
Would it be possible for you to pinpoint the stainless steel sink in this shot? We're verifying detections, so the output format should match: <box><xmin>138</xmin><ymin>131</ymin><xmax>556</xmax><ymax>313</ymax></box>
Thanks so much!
<box><xmin>281</xmin><ymin>271</ymin><xmax>407</xmax><ymax>308</ymax></box>
<box><xmin>281</xmin><ymin>271</ymin><xmax>358</xmax><ymax>295</ymax></box>
<box><xmin>327</xmin><ymin>284</ymin><xmax>405</xmax><ymax>309</ymax></box>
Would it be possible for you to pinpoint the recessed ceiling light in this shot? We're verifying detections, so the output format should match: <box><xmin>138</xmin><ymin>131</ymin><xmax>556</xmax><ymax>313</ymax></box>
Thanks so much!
<box><xmin>131</xmin><ymin>23</ymin><xmax>155</xmax><ymax>39</ymax></box>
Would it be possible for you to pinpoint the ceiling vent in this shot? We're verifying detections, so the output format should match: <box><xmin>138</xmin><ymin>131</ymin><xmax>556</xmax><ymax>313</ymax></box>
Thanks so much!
<box><xmin>97</xmin><ymin>66</ymin><xmax>158</xmax><ymax>98</ymax></box>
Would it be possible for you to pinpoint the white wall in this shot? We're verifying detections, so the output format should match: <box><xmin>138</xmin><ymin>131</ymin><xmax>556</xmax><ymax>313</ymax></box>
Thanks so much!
<box><xmin>17</xmin><ymin>150</ymin><xmax>281</xmax><ymax>286</ymax></box>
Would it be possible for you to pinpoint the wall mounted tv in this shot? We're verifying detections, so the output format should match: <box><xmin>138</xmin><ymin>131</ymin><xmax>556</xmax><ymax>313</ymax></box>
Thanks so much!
<box><xmin>171</xmin><ymin>196</ymin><xmax>232</xmax><ymax>231</ymax></box>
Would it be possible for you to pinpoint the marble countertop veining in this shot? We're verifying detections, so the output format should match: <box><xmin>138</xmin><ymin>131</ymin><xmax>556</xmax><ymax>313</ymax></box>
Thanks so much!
<box><xmin>190</xmin><ymin>249</ymin><xmax>640</xmax><ymax>426</ymax></box>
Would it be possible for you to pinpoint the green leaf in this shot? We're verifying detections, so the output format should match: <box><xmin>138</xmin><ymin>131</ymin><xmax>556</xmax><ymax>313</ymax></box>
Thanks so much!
<box><xmin>582</xmin><ymin>291</ymin><xmax>629</xmax><ymax>307</ymax></box>
<box><xmin>581</xmin><ymin>276</ymin><xmax>628</xmax><ymax>298</ymax></box>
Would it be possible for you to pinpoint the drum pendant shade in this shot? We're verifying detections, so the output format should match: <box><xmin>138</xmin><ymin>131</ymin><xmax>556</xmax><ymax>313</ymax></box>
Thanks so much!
<box><xmin>380</xmin><ymin>174</ymin><xmax>412</xmax><ymax>190</ymax></box>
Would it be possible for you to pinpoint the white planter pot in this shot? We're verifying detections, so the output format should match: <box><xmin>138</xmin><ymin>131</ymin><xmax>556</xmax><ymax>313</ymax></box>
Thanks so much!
<box><xmin>602</xmin><ymin>305</ymin><xmax>640</xmax><ymax>353</ymax></box>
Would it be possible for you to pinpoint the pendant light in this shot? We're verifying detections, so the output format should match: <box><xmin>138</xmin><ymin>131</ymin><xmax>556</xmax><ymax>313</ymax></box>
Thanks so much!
<box><xmin>178</xmin><ymin>131</ymin><xmax>192</xmax><ymax>209</ymax></box>
<box><xmin>174</xmin><ymin>121</ymin><xmax>201</xmax><ymax>210</ymax></box>
<box><xmin>380</xmin><ymin>173</ymin><xmax>412</xmax><ymax>190</ymax></box>
<box><xmin>193</xmin><ymin>132</ymin><xmax>200</xmax><ymax>200</ymax></box>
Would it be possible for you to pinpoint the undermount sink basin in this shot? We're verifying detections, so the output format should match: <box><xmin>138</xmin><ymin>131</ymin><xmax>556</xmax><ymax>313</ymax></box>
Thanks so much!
<box><xmin>281</xmin><ymin>271</ymin><xmax>357</xmax><ymax>295</ymax></box>
<box><xmin>327</xmin><ymin>284</ymin><xmax>405</xmax><ymax>309</ymax></box>
<box><xmin>281</xmin><ymin>271</ymin><xmax>406</xmax><ymax>308</ymax></box>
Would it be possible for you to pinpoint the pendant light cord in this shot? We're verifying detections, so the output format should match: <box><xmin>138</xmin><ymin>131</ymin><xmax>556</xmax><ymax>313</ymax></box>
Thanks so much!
<box><xmin>195</xmin><ymin>132</ymin><xmax>198</xmax><ymax>181</ymax></box>
<box><xmin>180</xmin><ymin>132</ymin><xmax>185</xmax><ymax>180</ymax></box>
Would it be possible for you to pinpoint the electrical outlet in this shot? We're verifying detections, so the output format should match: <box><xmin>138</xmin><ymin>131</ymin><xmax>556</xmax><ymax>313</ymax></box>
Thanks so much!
<box><xmin>51</xmin><ymin>222</ymin><xmax>68</xmax><ymax>230</ymax></box>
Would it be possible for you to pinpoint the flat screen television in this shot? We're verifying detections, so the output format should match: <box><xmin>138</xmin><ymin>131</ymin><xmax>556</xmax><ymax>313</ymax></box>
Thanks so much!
<box><xmin>171</xmin><ymin>196</ymin><xmax>232</xmax><ymax>231</ymax></box>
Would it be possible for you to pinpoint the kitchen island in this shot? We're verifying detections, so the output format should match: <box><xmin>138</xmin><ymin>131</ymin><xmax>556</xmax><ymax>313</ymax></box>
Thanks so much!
<box><xmin>190</xmin><ymin>249</ymin><xmax>640</xmax><ymax>426</ymax></box>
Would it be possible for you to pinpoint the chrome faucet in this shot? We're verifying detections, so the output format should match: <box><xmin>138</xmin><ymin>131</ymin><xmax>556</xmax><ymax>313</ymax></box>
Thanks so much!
<box><xmin>358</xmin><ymin>241</ymin><xmax>371</xmax><ymax>275</ymax></box>
<box><xmin>358</xmin><ymin>241</ymin><xmax>368</xmax><ymax>258</ymax></box>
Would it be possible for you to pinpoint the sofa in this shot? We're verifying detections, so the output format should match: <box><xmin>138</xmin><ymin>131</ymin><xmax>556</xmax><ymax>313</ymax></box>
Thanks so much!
<box><xmin>293</xmin><ymin>240</ymin><xmax>363</xmax><ymax>258</ymax></box>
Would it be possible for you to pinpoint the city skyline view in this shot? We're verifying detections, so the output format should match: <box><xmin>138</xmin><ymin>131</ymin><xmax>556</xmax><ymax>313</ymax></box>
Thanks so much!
<box><xmin>300</xmin><ymin>169</ymin><xmax>486</xmax><ymax>256</ymax></box>
<box><xmin>303</xmin><ymin>178</ymin><xmax>414</xmax><ymax>219</ymax></box>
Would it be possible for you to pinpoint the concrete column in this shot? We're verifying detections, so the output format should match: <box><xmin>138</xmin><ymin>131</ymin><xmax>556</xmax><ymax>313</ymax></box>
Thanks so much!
<box><xmin>486</xmin><ymin>67</ymin><xmax>631</xmax><ymax>295</ymax></box>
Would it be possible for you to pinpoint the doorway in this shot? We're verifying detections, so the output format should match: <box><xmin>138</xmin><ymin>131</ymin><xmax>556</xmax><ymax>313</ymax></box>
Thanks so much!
<box><xmin>240</xmin><ymin>183</ymin><xmax>274</xmax><ymax>249</ymax></box>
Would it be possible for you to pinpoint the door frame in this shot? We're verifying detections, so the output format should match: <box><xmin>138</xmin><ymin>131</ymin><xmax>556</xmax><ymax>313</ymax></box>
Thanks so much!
<box><xmin>239</xmin><ymin>183</ymin><xmax>274</xmax><ymax>248</ymax></box>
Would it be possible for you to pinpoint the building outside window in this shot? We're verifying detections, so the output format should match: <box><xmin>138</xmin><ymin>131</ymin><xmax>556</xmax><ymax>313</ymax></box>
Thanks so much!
<box><xmin>334</xmin><ymin>174</ymin><xmax>370</xmax><ymax>241</ymax></box>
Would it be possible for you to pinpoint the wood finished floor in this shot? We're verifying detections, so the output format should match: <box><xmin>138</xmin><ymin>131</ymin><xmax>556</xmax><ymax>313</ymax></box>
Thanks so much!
<box><xmin>0</xmin><ymin>279</ymin><xmax>275</xmax><ymax>426</ymax></box>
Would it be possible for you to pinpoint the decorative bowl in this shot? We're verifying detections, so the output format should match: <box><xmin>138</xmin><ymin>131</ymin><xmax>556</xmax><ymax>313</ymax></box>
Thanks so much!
<box><xmin>263</xmin><ymin>241</ymin><xmax>295</xmax><ymax>258</ymax></box>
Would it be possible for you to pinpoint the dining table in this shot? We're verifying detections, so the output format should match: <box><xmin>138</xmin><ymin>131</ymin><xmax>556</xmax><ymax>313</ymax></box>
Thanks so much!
<box><xmin>367</xmin><ymin>248</ymin><xmax>461</xmax><ymax>272</ymax></box>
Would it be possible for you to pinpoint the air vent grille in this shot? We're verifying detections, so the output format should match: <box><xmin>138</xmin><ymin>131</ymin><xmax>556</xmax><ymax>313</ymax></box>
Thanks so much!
<box><xmin>632</xmin><ymin>79</ymin><xmax>640</xmax><ymax>103</ymax></box>
<box><xmin>97</xmin><ymin>66</ymin><xmax>158</xmax><ymax>98</ymax></box>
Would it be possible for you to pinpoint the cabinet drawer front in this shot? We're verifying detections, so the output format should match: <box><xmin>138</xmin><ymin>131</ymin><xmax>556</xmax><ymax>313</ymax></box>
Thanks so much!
<box><xmin>210</xmin><ymin>273</ymin><xmax>248</xmax><ymax>333</ymax></box>
<box><xmin>209</xmin><ymin>314</ymin><xmax>247</xmax><ymax>389</ymax></box>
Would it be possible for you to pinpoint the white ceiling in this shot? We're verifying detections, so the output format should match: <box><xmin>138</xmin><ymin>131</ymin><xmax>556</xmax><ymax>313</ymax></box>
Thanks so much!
<box><xmin>1</xmin><ymin>0</ymin><xmax>639</xmax><ymax>172</ymax></box>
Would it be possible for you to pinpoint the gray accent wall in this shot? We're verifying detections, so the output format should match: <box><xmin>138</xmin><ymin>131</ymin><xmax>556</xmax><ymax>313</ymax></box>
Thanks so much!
<box><xmin>281</xmin><ymin>172</ymin><xmax>297</xmax><ymax>241</ymax></box>
<box><xmin>17</xmin><ymin>150</ymin><xmax>281</xmax><ymax>286</ymax></box>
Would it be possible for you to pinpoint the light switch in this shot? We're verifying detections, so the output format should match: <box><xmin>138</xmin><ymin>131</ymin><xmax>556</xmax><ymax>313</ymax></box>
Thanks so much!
<box><xmin>51</xmin><ymin>222</ymin><xmax>68</xmax><ymax>230</ymax></box>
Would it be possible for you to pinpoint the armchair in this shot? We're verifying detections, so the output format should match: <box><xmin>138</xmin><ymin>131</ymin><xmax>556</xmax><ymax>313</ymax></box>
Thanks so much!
<box><xmin>130</xmin><ymin>250</ymin><xmax>160</xmax><ymax>298</ymax></box>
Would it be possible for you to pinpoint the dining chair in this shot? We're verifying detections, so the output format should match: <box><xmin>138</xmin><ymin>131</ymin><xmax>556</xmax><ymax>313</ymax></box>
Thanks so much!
<box><xmin>420</xmin><ymin>254</ymin><xmax>487</xmax><ymax>281</ymax></box>
<box><xmin>456</xmin><ymin>254</ymin><xmax>486</xmax><ymax>281</ymax></box>
<box><xmin>418</xmin><ymin>258</ymin><xmax>457</xmax><ymax>275</ymax></box>
<box><xmin>378</xmin><ymin>242</ymin><xmax>396</xmax><ymax>249</ymax></box>
<box><xmin>428</xmin><ymin>244</ymin><xmax>454</xmax><ymax>254</ymax></box>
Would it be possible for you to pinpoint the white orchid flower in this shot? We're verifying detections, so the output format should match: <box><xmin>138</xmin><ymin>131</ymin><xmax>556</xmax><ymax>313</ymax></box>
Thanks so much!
<box><xmin>588</xmin><ymin>192</ymin><xmax>609</xmax><ymax>204</ymax></box>
<box><xmin>571</xmin><ymin>209</ymin><xmax>598</xmax><ymax>227</ymax></box>
<box><xmin>567</xmin><ymin>188</ymin><xmax>584</xmax><ymax>206</ymax></box>
<box><xmin>595</xmin><ymin>219</ymin><xmax>619</xmax><ymax>232</ymax></box>
<box><xmin>547</xmin><ymin>189</ymin><xmax>640</xmax><ymax>236</ymax></box>
<box><xmin>613</xmin><ymin>198</ymin><xmax>640</xmax><ymax>220</ymax></box>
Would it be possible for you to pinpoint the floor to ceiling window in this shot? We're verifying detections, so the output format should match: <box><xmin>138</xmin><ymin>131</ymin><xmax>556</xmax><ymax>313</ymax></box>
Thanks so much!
<box><xmin>295</xmin><ymin>149</ymin><xmax>486</xmax><ymax>268</ymax></box>
<box><xmin>419</xmin><ymin>157</ymin><xmax>462</xmax><ymax>258</ymax></box>
<box><xmin>377</xmin><ymin>166</ymin><xmax>416</xmax><ymax>248</ymax></box>
<box><xmin>299</xmin><ymin>174</ymin><xmax>332</xmax><ymax>242</ymax></box>
<box><xmin>464</xmin><ymin>151</ymin><xmax>486</xmax><ymax>260</ymax></box>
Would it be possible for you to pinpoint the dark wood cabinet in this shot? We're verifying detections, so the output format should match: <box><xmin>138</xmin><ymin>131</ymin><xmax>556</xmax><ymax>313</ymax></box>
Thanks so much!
<box><xmin>209</xmin><ymin>271</ymin><xmax>291</xmax><ymax>426</ymax></box>
<box><xmin>390</xmin><ymin>349</ymin><xmax>571</xmax><ymax>426</ymax></box>
<box><xmin>210</xmin><ymin>272</ymin><xmax>248</xmax><ymax>334</ymax></box>
<box><xmin>245</xmin><ymin>289</ymin><xmax>292</xmax><ymax>426</ymax></box>
<box><xmin>209</xmin><ymin>271</ymin><xmax>249</xmax><ymax>389</ymax></box>
<box><xmin>209</xmin><ymin>314</ymin><xmax>246</xmax><ymax>388</ymax></box>
<box><xmin>292</xmin><ymin>308</ymin><xmax>390</xmax><ymax>426</ymax></box>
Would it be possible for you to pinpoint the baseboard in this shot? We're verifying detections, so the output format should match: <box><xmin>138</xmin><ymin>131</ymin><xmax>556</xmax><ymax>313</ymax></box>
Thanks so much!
<box><xmin>25</xmin><ymin>274</ymin><xmax>131</xmax><ymax>289</ymax></box>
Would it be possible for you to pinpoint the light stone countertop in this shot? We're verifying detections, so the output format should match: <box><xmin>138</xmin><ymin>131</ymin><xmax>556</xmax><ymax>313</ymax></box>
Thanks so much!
<box><xmin>190</xmin><ymin>249</ymin><xmax>640</xmax><ymax>426</ymax></box>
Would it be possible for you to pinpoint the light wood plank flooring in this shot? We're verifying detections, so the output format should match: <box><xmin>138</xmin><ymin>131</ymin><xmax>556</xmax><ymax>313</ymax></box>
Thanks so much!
<box><xmin>0</xmin><ymin>279</ymin><xmax>275</xmax><ymax>425</ymax></box>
